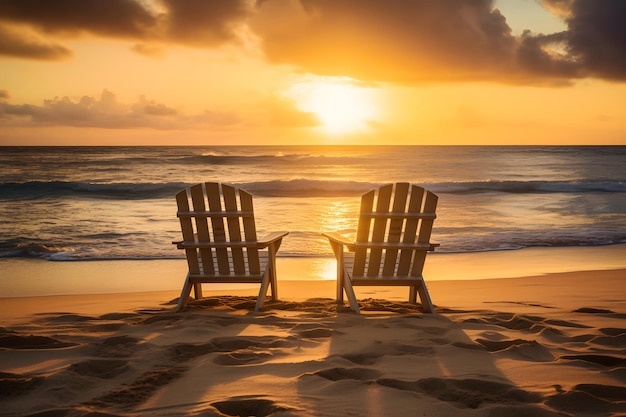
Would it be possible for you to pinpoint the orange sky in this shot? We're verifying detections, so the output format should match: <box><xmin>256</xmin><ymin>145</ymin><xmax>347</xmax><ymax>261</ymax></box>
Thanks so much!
<box><xmin>0</xmin><ymin>0</ymin><xmax>625</xmax><ymax>146</ymax></box>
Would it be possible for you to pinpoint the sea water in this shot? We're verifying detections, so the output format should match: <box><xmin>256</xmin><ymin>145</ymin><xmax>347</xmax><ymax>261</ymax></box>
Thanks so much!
<box><xmin>1</xmin><ymin>146</ymin><xmax>625</xmax><ymax>261</ymax></box>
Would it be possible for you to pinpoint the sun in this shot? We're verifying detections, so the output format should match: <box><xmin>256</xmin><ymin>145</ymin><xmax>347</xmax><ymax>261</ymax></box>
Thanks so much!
<box><xmin>286</xmin><ymin>76</ymin><xmax>378</xmax><ymax>134</ymax></box>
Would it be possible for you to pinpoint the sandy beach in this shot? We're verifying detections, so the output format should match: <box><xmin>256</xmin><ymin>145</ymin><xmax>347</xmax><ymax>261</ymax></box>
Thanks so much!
<box><xmin>1</xmin><ymin>247</ymin><xmax>626</xmax><ymax>416</ymax></box>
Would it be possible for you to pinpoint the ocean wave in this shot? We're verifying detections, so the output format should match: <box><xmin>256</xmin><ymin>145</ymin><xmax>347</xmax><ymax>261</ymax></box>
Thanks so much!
<box><xmin>433</xmin><ymin>180</ymin><xmax>626</xmax><ymax>194</ymax></box>
<box><xmin>176</xmin><ymin>152</ymin><xmax>370</xmax><ymax>167</ymax></box>
<box><xmin>0</xmin><ymin>238</ymin><xmax>70</xmax><ymax>259</ymax></box>
<box><xmin>1</xmin><ymin>179</ymin><xmax>624</xmax><ymax>200</ymax></box>
<box><xmin>2</xmin><ymin>235</ymin><xmax>625</xmax><ymax>261</ymax></box>
<box><xmin>0</xmin><ymin>181</ymin><xmax>188</xmax><ymax>200</ymax></box>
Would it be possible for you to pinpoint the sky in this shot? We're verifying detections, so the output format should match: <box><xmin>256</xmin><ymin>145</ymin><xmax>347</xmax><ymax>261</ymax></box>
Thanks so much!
<box><xmin>0</xmin><ymin>0</ymin><xmax>625</xmax><ymax>146</ymax></box>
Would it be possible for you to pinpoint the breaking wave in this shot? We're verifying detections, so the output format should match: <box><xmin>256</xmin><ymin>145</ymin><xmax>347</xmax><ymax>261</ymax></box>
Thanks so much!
<box><xmin>2</xmin><ymin>179</ymin><xmax>624</xmax><ymax>200</ymax></box>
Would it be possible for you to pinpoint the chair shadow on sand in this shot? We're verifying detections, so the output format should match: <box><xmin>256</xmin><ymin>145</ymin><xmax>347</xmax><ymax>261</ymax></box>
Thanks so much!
<box><xmin>2</xmin><ymin>291</ymin><xmax>625</xmax><ymax>416</ymax></box>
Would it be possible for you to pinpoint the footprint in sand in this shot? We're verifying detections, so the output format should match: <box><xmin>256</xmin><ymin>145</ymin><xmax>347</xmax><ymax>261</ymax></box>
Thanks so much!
<box><xmin>85</xmin><ymin>366</ymin><xmax>186</xmax><ymax>409</ymax></box>
<box><xmin>590</xmin><ymin>333</ymin><xmax>626</xmax><ymax>347</ymax></box>
<box><xmin>168</xmin><ymin>342</ymin><xmax>217</xmax><ymax>361</ymax></box>
<box><xmin>68</xmin><ymin>359</ymin><xmax>129</xmax><ymax>379</ymax></box>
<box><xmin>559</xmin><ymin>354</ymin><xmax>626</xmax><ymax>367</ymax></box>
<box><xmin>0</xmin><ymin>334</ymin><xmax>77</xmax><ymax>350</ymax></box>
<box><xmin>377</xmin><ymin>377</ymin><xmax>542</xmax><ymax>409</ymax></box>
<box><xmin>545</xmin><ymin>384</ymin><xmax>626</xmax><ymax>415</ymax></box>
<box><xmin>308</xmin><ymin>367</ymin><xmax>382</xmax><ymax>381</ymax></box>
<box><xmin>599</xmin><ymin>327</ymin><xmax>626</xmax><ymax>336</ymax></box>
<box><xmin>94</xmin><ymin>335</ymin><xmax>143</xmax><ymax>358</ymax></box>
<box><xmin>214</xmin><ymin>351</ymin><xmax>274</xmax><ymax>366</ymax></box>
<box><xmin>211</xmin><ymin>336</ymin><xmax>294</xmax><ymax>351</ymax></box>
<box><xmin>475</xmin><ymin>338</ymin><xmax>555</xmax><ymax>361</ymax></box>
<box><xmin>36</xmin><ymin>313</ymin><xmax>95</xmax><ymax>324</ymax></box>
<box><xmin>212</xmin><ymin>398</ymin><xmax>294</xmax><ymax>417</ymax></box>
<box><xmin>0</xmin><ymin>372</ymin><xmax>45</xmax><ymax>397</ymax></box>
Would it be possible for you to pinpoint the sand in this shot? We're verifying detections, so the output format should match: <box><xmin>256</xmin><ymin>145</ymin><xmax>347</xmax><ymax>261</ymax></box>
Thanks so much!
<box><xmin>1</xmin><ymin>251</ymin><xmax>625</xmax><ymax>416</ymax></box>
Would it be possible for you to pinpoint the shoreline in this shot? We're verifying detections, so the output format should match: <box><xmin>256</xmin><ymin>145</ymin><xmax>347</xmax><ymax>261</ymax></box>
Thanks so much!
<box><xmin>1</xmin><ymin>268</ymin><xmax>625</xmax><ymax>324</ymax></box>
<box><xmin>1</xmin><ymin>244</ymin><xmax>625</xmax><ymax>299</ymax></box>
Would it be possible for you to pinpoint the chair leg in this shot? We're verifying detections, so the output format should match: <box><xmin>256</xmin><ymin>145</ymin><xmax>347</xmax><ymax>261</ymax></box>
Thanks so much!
<box><xmin>193</xmin><ymin>283</ymin><xmax>203</xmax><ymax>300</ymax></box>
<box><xmin>268</xmin><ymin>244</ymin><xmax>278</xmax><ymax>301</ymax></box>
<box><xmin>416</xmin><ymin>280</ymin><xmax>435</xmax><ymax>313</ymax></box>
<box><xmin>256</xmin><ymin>270</ymin><xmax>271</xmax><ymax>312</ymax></box>
<box><xmin>335</xmin><ymin>248</ymin><xmax>345</xmax><ymax>304</ymax></box>
<box><xmin>177</xmin><ymin>274</ymin><xmax>193</xmax><ymax>312</ymax></box>
<box><xmin>343</xmin><ymin>276</ymin><xmax>360</xmax><ymax>314</ymax></box>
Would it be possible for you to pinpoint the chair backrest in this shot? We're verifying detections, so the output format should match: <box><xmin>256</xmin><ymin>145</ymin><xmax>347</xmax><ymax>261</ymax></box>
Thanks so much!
<box><xmin>352</xmin><ymin>183</ymin><xmax>437</xmax><ymax>278</ymax></box>
<box><xmin>176</xmin><ymin>182</ymin><xmax>261</xmax><ymax>277</ymax></box>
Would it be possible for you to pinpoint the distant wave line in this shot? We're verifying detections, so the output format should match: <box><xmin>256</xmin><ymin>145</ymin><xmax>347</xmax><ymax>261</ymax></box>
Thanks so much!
<box><xmin>1</xmin><ymin>179</ymin><xmax>624</xmax><ymax>200</ymax></box>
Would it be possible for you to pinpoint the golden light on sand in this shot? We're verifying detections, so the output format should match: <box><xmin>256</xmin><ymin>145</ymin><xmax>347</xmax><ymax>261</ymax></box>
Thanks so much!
<box><xmin>287</xmin><ymin>77</ymin><xmax>378</xmax><ymax>134</ymax></box>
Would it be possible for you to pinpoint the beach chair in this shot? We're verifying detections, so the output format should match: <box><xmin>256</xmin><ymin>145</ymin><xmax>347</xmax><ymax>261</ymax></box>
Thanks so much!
<box><xmin>174</xmin><ymin>182</ymin><xmax>288</xmax><ymax>312</ymax></box>
<box><xmin>323</xmin><ymin>183</ymin><xmax>438</xmax><ymax>313</ymax></box>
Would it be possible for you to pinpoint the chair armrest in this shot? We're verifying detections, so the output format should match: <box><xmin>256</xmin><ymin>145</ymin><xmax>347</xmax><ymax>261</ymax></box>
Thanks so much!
<box><xmin>322</xmin><ymin>232</ymin><xmax>354</xmax><ymax>250</ymax></box>
<box><xmin>257</xmin><ymin>231</ymin><xmax>289</xmax><ymax>248</ymax></box>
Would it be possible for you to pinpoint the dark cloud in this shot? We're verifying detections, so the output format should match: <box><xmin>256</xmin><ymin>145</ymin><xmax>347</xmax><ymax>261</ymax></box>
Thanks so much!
<box><xmin>0</xmin><ymin>25</ymin><xmax>71</xmax><ymax>60</ymax></box>
<box><xmin>0</xmin><ymin>90</ymin><xmax>9</xmax><ymax>99</ymax></box>
<box><xmin>0</xmin><ymin>0</ymin><xmax>156</xmax><ymax>37</ymax></box>
<box><xmin>254</xmin><ymin>0</ymin><xmax>518</xmax><ymax>83</ymax></box>
<box><xmin>162</xmin><ymin>0</ymin><xmax>253</xmax><ymax>46</ymax></box>
<box><xmin>564</xmin><ymin>0</ymin><xmax>626</xmax><ymax>80</ymax></box>
<box><xmin>0</xmin><ymin>0</ymin><xmax>625</xmax><ymax>84</ymax></box>
<box><xmin>0</xmin><ymin>89</ymin><xmax>239</xmax><ymax>129</ymax></box>
<box><xmin>0</xmin><ymin>0</ymin><xmax>253</xmax><ymax>53</ymax></box>
<box><xmin>254</xmin><ymin>0</ymin><xmax>626</xmax><ymax>84</ymax></box>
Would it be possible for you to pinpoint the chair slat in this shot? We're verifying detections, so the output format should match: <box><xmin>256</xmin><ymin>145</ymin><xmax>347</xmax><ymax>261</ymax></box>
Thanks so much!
<box><xmin>411</xmin><ymin>190</ymin><xmax>438</xmax><ymax>276</ymax></box>
<box><xmin>205</xmin><ymin>182</ymin><xmax>230</xmax><ymax>274</ymax></box>
<box><xmin>190</xmin><ymin>184</ymin><xmax>215</xmax><ymax>275</ymax></box>
<box><xmin>223</xmin><ymin>184</ymin><xmax>245</xmax><ymax>274</ymax></box>
<box><xmin>367</xmin><ymin>183</ymin><xmax>393</xmax><ymax>276</ymax></box>
<box><xmin>240</xmin><ymin>189</ymin><xmax>261</xmax><ymax>275</ymax></box>
<box><xmin>353</xmin><ymin>189</ymin><xmax>375</xmax><ymax>276</ymax></box>
<box><xmin>397</xmin><ymin>185</ymin><xmax>425</xmax><ymax>276</ymax></box>
<box><xmin>382</xmin><ymin>182</ymin><xmax>409</xmax><ymax>275</ymax></box>
<box><xmin>176</xmin><ymin>190</ymin><xmax>201</xmax><ymax>275</ymax></box>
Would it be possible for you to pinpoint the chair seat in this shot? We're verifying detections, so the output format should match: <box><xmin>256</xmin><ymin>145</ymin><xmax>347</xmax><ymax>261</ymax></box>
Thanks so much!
<box><xmin>350</xmin><ymin>275</ymin><xmax>427</xmax><ymax>286</ymax></box>
<box><xmin>187</xmin><ymin>274</ymin><xmax>265</xmax><ymax>283</ymax></box>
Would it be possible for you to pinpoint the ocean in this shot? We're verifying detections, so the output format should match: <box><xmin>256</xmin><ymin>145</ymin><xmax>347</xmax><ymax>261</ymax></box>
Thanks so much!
<box><xmin>1</xmin><ymin>146</ymin><xmax>625</xmax><ymax>262</ymax></box>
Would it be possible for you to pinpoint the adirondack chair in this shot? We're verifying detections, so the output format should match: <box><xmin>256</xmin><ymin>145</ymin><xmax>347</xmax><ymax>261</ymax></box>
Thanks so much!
<box><xmin>174</xmin><ymin>182</ymin><xmax>288</xmax><ymax>312</ymax></box>
<box><xmin>323</xmin><ymin>183</ymin><xmax>438</xmax><ymax>313</ymax></box>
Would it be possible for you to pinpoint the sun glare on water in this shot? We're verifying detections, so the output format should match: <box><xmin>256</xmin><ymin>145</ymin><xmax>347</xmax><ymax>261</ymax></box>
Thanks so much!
<box><xmin>287</xmin><ymin>77</ymin><xmax>379</xmax><ymax>134</ymax></box>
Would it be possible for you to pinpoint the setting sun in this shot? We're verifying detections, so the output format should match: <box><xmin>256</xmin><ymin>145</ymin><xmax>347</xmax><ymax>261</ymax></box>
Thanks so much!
<box><xmin>286</xmin><ymin>77</ymin><xmax>379</xmax><ymax>134</ymax></box>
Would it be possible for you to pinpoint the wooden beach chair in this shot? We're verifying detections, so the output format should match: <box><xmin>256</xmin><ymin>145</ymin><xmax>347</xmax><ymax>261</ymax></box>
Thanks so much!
<box><xmin>174</xmin><ymin>182</ymin><xmax>288</xmax><ymax>312</ymax></box>
<box><xmin>323</xmin><ymin>183</ymin><xmax>438</xmax><ymax>313</ymax></box>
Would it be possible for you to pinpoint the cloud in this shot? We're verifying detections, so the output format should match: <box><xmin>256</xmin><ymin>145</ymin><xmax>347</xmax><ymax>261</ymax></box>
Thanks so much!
<box><xmin>0</xmin><ymin>0</ymin><xmax>625</xmax><ymax>83</ymax></box>
<box><xmin>563</xmin><ymin>0</ymin><xmax>626</xmax><ymax>81</ymax></box>
<box><xmin>0</xmin><ymin>0</ymin><xmax>156</xmax><ymax>38</ymax></box>
<box><xmin>0</xmin><ymin>89</ymin><xmax>241</xmax><ymax>129</ymax></box>
<box><xmin>253</xmin><ymin>0</ymin><xmax>626</xmax><ymax>84</ymax></box>
<box><xmin>0</xmin><ymin>0</ymin><xmax>255</xmax><ymax>53</ymax></box>
<box><xmin>253</xmin><ymin>0</ymin><xmax>518</xmax><ymax>83</ymax></box>
<box><xmin>0</xmin><ymin>24</ymin><xmax>71</xmax><ymax>60</ymax></box>
<box><xmin>162</xmin><ymin>0</ymin><xmax>254</xmax><ymax>46</ymax></box>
